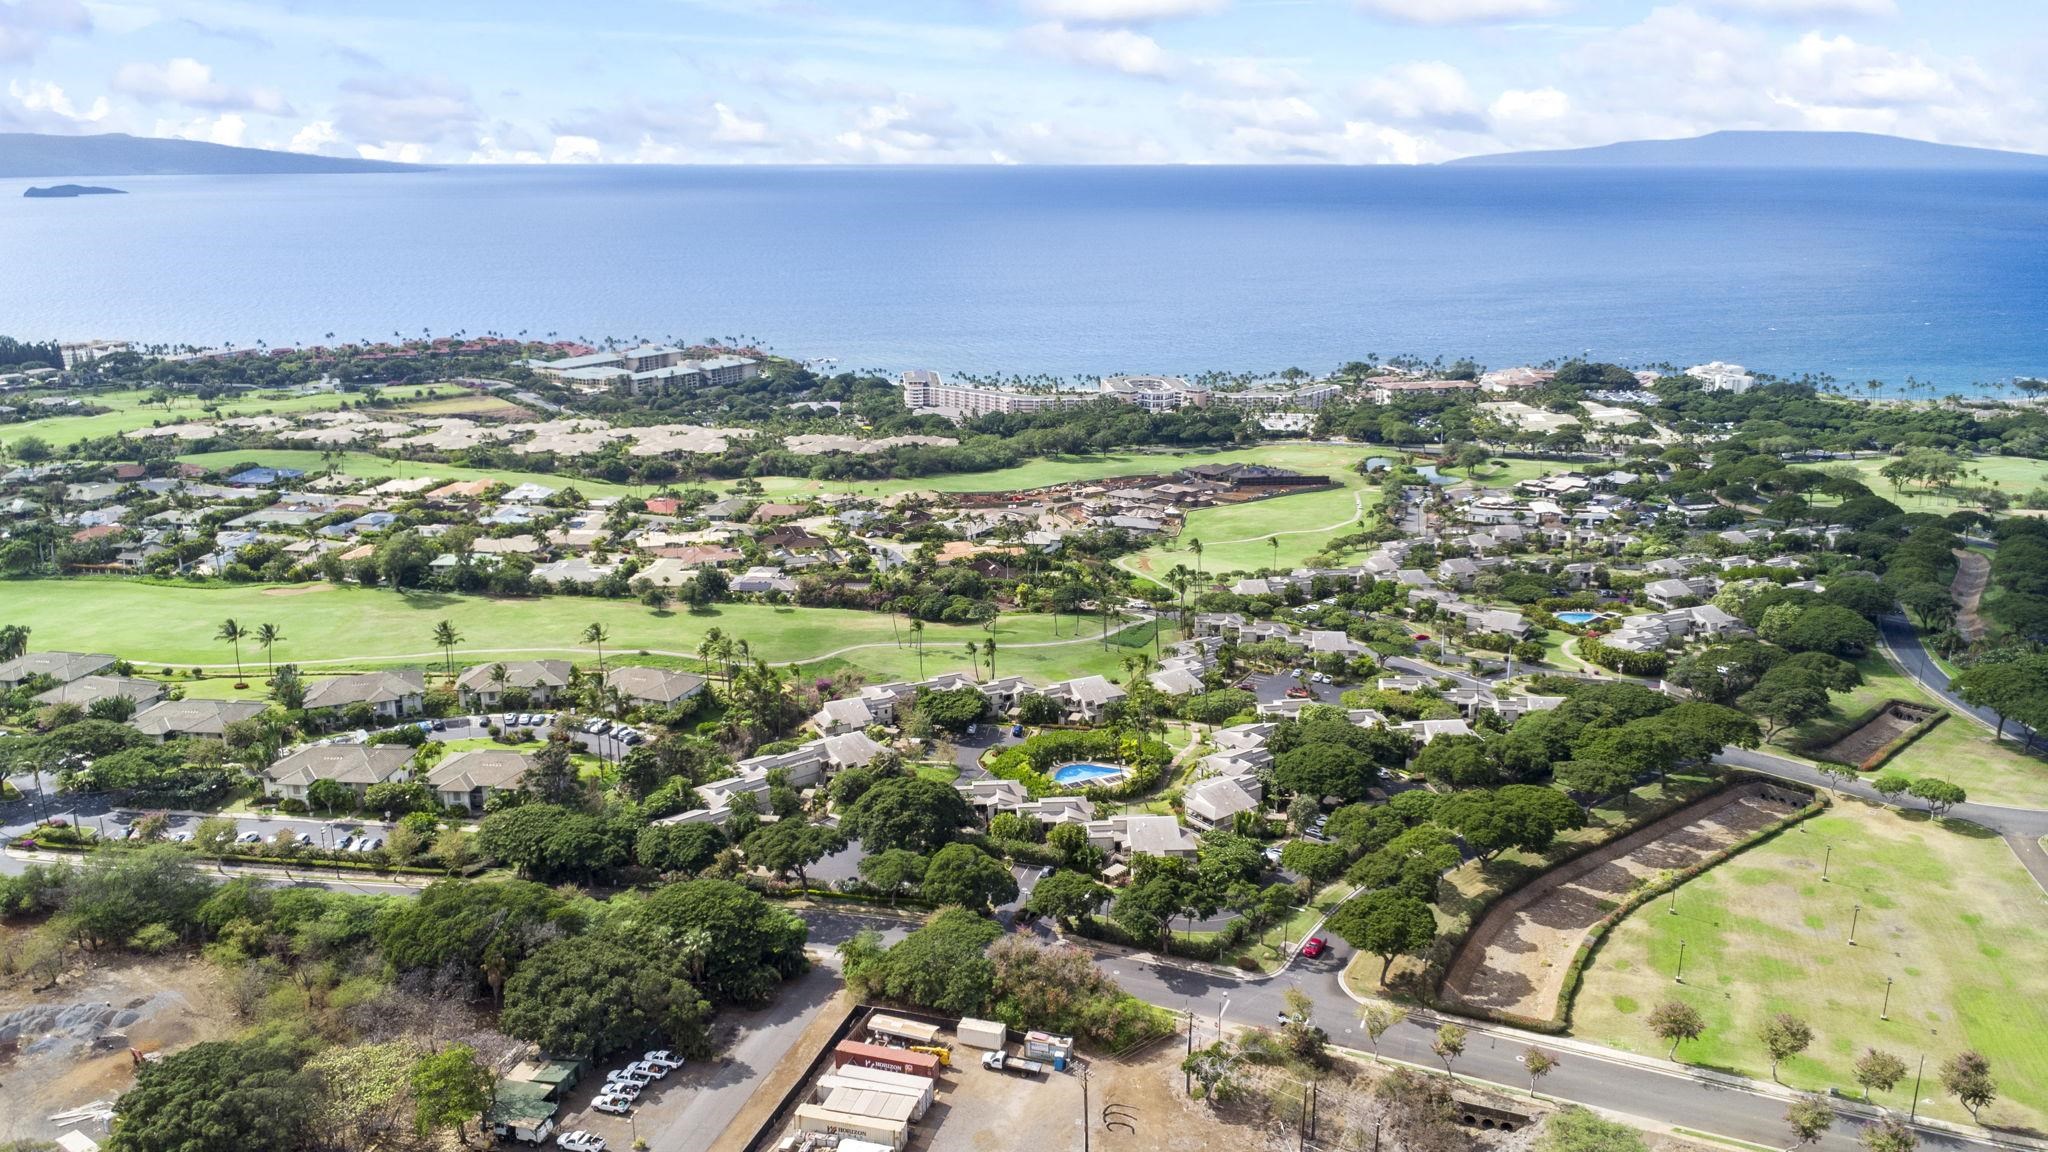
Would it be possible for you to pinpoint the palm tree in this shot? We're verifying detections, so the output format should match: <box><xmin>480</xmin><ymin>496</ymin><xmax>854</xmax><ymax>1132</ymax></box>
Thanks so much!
<box><xmin>431</xmin><ymin>620</ymin><xmax>462</xmax><ymax>678</ymax></box>
<box><xmin>1166</xmin><ymin>564</ymin><xmax>1192</xmax><ymax>640</ymax></box>
<box><xmin>581</xmin><ymin>622</ymin><xmax>610</xmax><ymax>677</ymax></box>
<box><xmin>217</xmin><ymin>619</ymin><xmax>248</xmax><ymax>686</ymax></box>
<box><xmin>1188</xmin><ymin>537</ymin><xmax>1204</xmax><ymax>575</ymax></box>
<box><xmin>910</xmin><ymin>620</ymin><xmax>926</xmax><ymax>678</ymax></box>
<box><xmin>985</xmin><ymin>637</ymin><xmax>998</xmax><ymax>680</ymax></box>
<box><xmin>1269</xmin><ymin>535</ymin><xmax>1280</xmax><ymax>571</ymax></box>
<box><xmin>0</xmin><ymin>623</ymin><xmax>30</xmax><ymax>661</ymax></box>
<box><xmin>488</xmin><ymin>662</ymin><xmax>509</xmax><ymax>707</ymax></box>
<box><xmin>964</xmin><ymin>643</ymin><xmax>979</xmax><ymax>679</ymax></box>
<box><xmin>255</xmin><ymin>623</ymin><xmax>284</xmax><ymax>683</ymax></box>
<box><xmin>698</xmin><ymin>627</ymin><xmax>724</xmax><ymax>681</ymax></box>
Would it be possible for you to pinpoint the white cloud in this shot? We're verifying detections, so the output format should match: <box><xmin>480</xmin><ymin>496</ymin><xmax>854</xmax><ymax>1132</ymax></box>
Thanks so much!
<box><xmin>334</xmin><ymin>73</ymin><xmax>480</xmax><ymax>150</ymax></box>
<box><xmin>1024</xmin><ymin>0</ymin><xmax>1225</xmax><ymax>21</ymax></box>
<box><xmin>1200</xmin><ymin>57</ymin><xmax>1306</xmax><ymax>93</ymax></box>
<box><xmin>1489</xmin><ymin>86</ymin><xmax>1571</xmax><ymax>125</ymax></box>
<box><xmin>0</xmin><ymin>0</ymin><xmax>89</xmax><ymax>63</ymax></box>
<box><xmin>113</xmin><ymin>57</ymin><xmax>292</xmax><ymax>114</ymax></box>
<box><xmin>710</xmin><ymin>101</ymin><xmax>771</xmax><ymax>145</ymax></box>
<box><xmin>356</xmin><ymin>141</ymin><xmax>427</xmax><ymax>163</ymax></box>
<box><xmin>1017</xmin><ymin>22</ymin><xmax>1175</xmax><ymax>78</ymax></box>
<box><xmin>1354</xmin><ymin>0</ymin><xmax>1567</xmax><ymax>25</ymax></box>
<box><xmin>1353</xmin><ymin>61</ymin><xmax>1485</xmax><ymax>130</ymax></box>
<box><xmin>548</xmin><ymin>134</ymin><xmax>601</xmax><ymax>163</ymax></box>
<box><xmin>1705</xmin><ymin>0</ymin><xmax>1895</xmax><ymax>17</ymax></box>
<box><xmin>4</xmin><ymin>77</ymin><xmax>107</xmax><ymax>128</ymax></box>
<box><xmin>1782</xmin><ymin>33</ymin><xmax>1950</xmax><ymax>107</ymax></box>
<box><xmin>153</xmin><ymin>112</ymin><xmax>246</xmax><ymax>146</ymax></box>
<box><xmin>287</xmin><ymin>120</ymin><xmax>336</xmax><ymax>153</ymax></box>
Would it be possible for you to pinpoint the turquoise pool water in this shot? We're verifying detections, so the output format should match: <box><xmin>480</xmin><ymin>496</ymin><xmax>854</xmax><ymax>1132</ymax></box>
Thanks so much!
<box><xmin>1554</xmin><ymin>611</ymin><xmax>1603</xmax><ymax>625</ymax></box>
<box><xmin>1052</xmin><ymin>762</ymin><xmax>1126</xmax><ymax>786</ymax></box>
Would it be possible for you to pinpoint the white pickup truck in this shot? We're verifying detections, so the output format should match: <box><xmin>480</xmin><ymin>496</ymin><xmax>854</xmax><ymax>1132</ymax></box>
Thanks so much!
<box><xmin>981</xmin><ymin>1049</ymin><xmax>1047</xmax><ymax>1076</ymax></box>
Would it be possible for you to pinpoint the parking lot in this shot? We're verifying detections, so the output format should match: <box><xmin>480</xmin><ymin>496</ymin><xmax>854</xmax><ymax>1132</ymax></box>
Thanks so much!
<box><xmin>549</xmin><ymin>966</ymin><xmax>843</xmax><ymax>1152</ymax></box>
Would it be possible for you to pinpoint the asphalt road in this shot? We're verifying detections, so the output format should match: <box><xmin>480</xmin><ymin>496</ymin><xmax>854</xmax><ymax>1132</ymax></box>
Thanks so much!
<box><xmin>1879</xmin><ymin>614</ymin><xmax>2035</xmax><ymax>745</ymax></box>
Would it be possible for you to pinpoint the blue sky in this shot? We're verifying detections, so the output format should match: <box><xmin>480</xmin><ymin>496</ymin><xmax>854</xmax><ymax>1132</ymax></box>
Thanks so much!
<box><xmin>3</xmin><ymin>0</ymin><xmax>2043</xmax><ymax>163</ymax></box>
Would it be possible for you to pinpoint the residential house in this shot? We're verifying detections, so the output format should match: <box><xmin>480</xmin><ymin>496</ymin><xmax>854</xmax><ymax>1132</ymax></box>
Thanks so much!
<box><xmin>129</xmin><ymin>699</ymin><xmax>266</xmax><ymax>742</ymax></box>
<box><xmin>0</xmin><ymin>651</ymin><xmax>116</xmax><ymax>690</ymax></box>
<box><xmin>35</xmin><ymin>675</ymin><xmax>164</xmax><ymax>710</ymax></box>
<box><xmin>303</xmin><ymin>669</ymin><xmax>426</xmax><ymax>722</ymax></box>
<box><xmin>606</xmin><ymin>666</ymin><xmax>706</xmax><ymax>711</ymax></box>
<box><xmin>455</xmin><ymin>660</ymin><xmax>574</xmax><ymax>709</ymax></box>
<box><xmin>263</xmin><ymin>744</ymin><xmax>414</xmax><ymax>804</ymax></box>
<box><xmin>1183</xmin><ymin>776</ymin><xmax>1263</xmax><ymax>831</ymax></box>
<box><xmin>427</xmin><ymin>749</ymin><xmax>533</xmax><ymax>813</ymax></box>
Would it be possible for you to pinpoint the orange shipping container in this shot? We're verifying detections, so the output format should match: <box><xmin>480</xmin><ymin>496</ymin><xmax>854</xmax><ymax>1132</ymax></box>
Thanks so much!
<box><xmin>831</xmin><ymin>1040</ymin><xmax>940</xmax><ymax>1080</ymax></box>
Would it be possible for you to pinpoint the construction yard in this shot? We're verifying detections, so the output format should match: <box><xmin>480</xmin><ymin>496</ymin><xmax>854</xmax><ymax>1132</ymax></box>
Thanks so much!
<box><xmin>0</xmin><ymin>947</ymin><xmax>236</xmax><ymax>1146</ymax></box>
<box><xmin>1440</xmin><ymin>782</ymin><xmax>1809</xmax><ymax>1024</ymax></box>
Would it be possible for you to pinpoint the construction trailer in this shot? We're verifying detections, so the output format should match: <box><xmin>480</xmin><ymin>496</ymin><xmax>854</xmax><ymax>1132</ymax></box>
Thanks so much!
<box><xmin>815</xmin><ymin>1072</ymin><xmax>933</xmax><ymax>1120</ymax></box>
<box><xmin>831</xmin><ymin>1040</ymin><xmax>940</xmax><ymax>1080</ymax></box>
<box><xmin>1023</xmin><ymin>1031</ymin><xmax>1074</xmax><ymax>1070</ymax></box>
<box><xmin>866</xmin><ymin>1014</ymin><xmax>943</xmax><ymax>1047</ymax></box>
<box><xmin>954</xmin><ymin>1017</ymin><xmax>1007</xmax><ymax>1051</ymax></box>
<box><xmin>794</xmin><ymin>1104</ymin><xmax>909</xmax><ymax>1151</ymax></box>
<box><xmin>823</xmin><ymin>1087</ymin><xmax>918</xmax><ymax>1127</ymax></box>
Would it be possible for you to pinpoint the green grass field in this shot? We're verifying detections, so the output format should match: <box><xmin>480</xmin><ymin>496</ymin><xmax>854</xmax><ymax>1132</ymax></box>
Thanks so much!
<box><xmin>1775</xmin><ymin>657</ymin><xmax>2048</xmax><ymax>810</ymax></box>
<box><xmin>1571</xmin><ymin>801</ymin><xmax>2048</xmax><ymax>1130</ymax></box>
<box><xmin>1797</xmin><ymin>455</ymin><xmax>2048</xmax><ymax>514</ymax></box>
<box><xmin>175</xmin><ymin>448</ymin><xmax>652</xmax><ymax>502</ymax></box>
<box><xmin>1</xmin><ymin>386</ymin><xmax>461</xmax><ymax>449</ymax></box>
<box><xmin>3</xmin><ymin>577</ymin><xmax>1141</xmax><ymax>686</ymax></box>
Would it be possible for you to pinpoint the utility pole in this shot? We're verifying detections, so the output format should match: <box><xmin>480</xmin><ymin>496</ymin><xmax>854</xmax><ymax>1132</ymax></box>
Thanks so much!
<box><xmin>1910</xmin><ymin>1054</ymin><xmax>1926</xmax><ymax>1121</ymax></box>
<box><xmin>1184</xmin><ymin>1008</ymin><xmax>1194</xmax><ymax>1095</ymax></box>
<box><xmin>1081</xmin><ymin>1062</ymin><xmax>1091</xmax><ymax>1152</ymax></box>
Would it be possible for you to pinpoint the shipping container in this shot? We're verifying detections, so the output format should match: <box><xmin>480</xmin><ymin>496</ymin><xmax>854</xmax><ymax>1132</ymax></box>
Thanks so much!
<box><xmin>832</xmin><ymin>1064</ymin><xmax>937</xmax><ymax>1095</ymax></box>
<box><xmin>815</xmin><ymin>1073</ymin><xmax>933</xmax><ymax>1120</ymax></box>
<box><xmin>795</xmin><ymin>1104</ymin><xmax>909</xmax><ymax>1151</ymax></box>
<box><xmin>831</xmin><ymin>1040</ymin><xmax>941</xmax><ymax>1080</ymax></box>
<box><xmin>867</xmin><ymin>1014</ymin><xmax>943</xmax><ymax>1046</ymax></box>
<box><xmin>823</xmin><ymin>1087</ymin><xmax>918</xmax><ymax>1125</ymax></box>
<box><xmin>955</xmin><ymin>1017</ymin><xmax>1007</xmax><ymax>1051</ymax></box>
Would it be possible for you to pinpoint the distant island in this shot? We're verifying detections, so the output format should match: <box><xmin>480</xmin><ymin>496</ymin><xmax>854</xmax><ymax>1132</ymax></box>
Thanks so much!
<box><xmin>1447</xmin><ymin>129</ymin><xmax>2048</xmax><ymax>171</ymax></box>
<box><xmin>23</xmin><ymin>184</ymin><xmax>126</xmax><ymax>198</ymax></box>
<box><xmin>0</xmin><ymin>132</ymin><xmax>426</xmax><ymax>178</ymax></box>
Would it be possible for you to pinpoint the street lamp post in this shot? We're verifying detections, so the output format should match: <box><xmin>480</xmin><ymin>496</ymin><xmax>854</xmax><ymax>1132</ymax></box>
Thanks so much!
<box><xmin>1848</xmin><ymin>903</ymin><xmax>1861</xmax><ymax>946</ymax></box>
<box><xmin>1821</xmin><ymin>844</ymin><xmax>1831</xmax><ymax>882</ymax></box>
<box><xmin>1675</xmin><ymin>939</ymin><xmax>1687</xmax><ymax>984</ymax></box>
<box><xmin>1909</xmin><ymin>1054</ymin><xmax>1926</xmax><ymax>1121</ymax></box>
<box><xmin>1881</xmin><ymin>977</ymin><xmax>1893</xmax><ymax>1021</ymax></box>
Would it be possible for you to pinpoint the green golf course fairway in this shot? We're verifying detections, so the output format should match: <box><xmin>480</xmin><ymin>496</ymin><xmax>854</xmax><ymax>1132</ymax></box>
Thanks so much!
<box><xmin>2</xmin><ymin>578</ymin><xmax>1133</xmax><ymax>683</ymax></box>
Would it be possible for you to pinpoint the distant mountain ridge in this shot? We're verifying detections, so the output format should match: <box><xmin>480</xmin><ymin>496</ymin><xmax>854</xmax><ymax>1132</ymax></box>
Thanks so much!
<box><xmin>1446</xmin><ymin>130</ymin><xmax>2048</xmax><ymax>170</ymax></box>
<box><xmin>0</xmin><ymin>132</ymin><xmax>426</xmax><ymax>177</ymax></box>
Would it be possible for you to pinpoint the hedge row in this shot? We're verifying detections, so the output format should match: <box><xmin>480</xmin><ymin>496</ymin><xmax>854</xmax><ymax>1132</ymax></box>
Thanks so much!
<box><xmin>1795</xmin><ymin>698</ymin><xmax>1948</xmax><ymax>772</ymax></box>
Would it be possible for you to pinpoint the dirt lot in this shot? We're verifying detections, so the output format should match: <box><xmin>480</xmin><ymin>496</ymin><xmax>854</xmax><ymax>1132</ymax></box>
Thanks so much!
<box><xmin>1813</xmin><ymin>701</ymin><xmax>1939</xmax><ymax>766</ymax></box>
<box><xmin>1440</xmin><ymin>783</ymin><xmax>1803</xmax><ymax>1023</ymax></box>
<box><xmin>0</xmin><ymin>945</ymin><xmax>235</xmax><ymax>1144</ymax></box>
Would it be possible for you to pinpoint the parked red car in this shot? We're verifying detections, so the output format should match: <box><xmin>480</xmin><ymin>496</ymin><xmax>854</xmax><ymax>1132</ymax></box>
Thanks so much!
<box><xmin>1285</xmin><ymin>686</ymin><xmax>1313</xmax><ymax>699</ymax></box>
<box><xmin>1299</xmin><ymin>937</ymin><xmax>1328</xmax><ymax>959</ymax></box>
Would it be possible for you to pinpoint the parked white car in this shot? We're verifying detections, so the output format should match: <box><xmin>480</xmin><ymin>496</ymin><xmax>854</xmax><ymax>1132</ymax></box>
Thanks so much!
<box><xmin>592</xmin><ymin>1096</ymin><xmax>633</xmax><ymax>1116</ymax></box>
<box><xmin>602</xmin><ymin>1079</ymin><xmax>642</xmax><ymax>1100</ymax></box>
<box><xmin>642</xmin><ymin>1050</ymin><xmax>681</xmax><ymax>1071</ymax></box>
<box><xmin>557</xmin><ymin>1131</ymin><xmax>607</xmax><ymax>1152</ymax></box>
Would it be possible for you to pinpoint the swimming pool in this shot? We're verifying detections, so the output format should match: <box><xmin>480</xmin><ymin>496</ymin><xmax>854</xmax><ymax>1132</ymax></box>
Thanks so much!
<box><xmin>1052</xmin><ymin>762</ymin><xmax>1127</xmax><ymax>787</ymax></box>
<box><xmin>1554</xmin><ymin>611</ymin><xmax>1604</xmax><ymax>625</ymax></box>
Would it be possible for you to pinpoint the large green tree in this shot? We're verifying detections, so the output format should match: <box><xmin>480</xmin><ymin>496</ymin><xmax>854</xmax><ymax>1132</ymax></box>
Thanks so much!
<box><xmin>500</xmin><ymin>934</ymin><xmax>711</xmax><ymax>1062</ymax></box>
<box><xmin>840</xmin><ymin>776</ymin><xmax>973</xmax><ymax>854</ymax></box>
<box><xmin>921</xmin><ymin>842</ymin><xmax>1019</xmax><ymax>911</ymax></box>
<box><xmin>107</xmin><ymin>1036</ymin><xmax>316</xmax><ymax>1152</ymax></box>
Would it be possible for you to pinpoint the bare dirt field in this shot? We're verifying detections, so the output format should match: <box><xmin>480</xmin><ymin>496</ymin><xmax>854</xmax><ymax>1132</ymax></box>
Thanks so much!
<box><xmin>1440</xmin><ymin>783</ymin><xmax>1804</xmax><ymax>1023</ymax></box>
<box><xmin>0</xmin><ymin>948</ymin><xmax>235</xmax><ymax>1144</ymax></box>
<box><xmin>1813</xmin><ymin>701</ymin><xmax>1939</xmax><ymax>766</ymax></box>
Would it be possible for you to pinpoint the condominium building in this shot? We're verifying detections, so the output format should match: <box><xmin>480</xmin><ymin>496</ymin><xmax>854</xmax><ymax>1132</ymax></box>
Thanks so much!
<box><xmin>899</xmin><ymin>370</ymin><xmax>1094</xmax><ymax>420</ymax></box>
<box><xmin>1686</xmin><ymin>361</ymin><xmax>1756</xmax><ymax>393</ymax></box>
<box><xmin>1100</xmin><ymin>374</ymin><xmax>1209</xmax><ymax>411</ymax></box>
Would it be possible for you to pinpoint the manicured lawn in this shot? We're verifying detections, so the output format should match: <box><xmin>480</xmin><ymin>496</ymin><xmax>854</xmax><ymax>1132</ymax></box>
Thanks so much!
<box><xmin>1</xmin><ymin>386</ymin><xmax>459</xmax><ymax>449</ymax></box>
<box><xmin>4</xmin><ymin>578</ymin><xmax>1125</xmax><ymax>686</ymax></box>
<box><xmin>173</xmin><ymin>442</ymin><xmax>1382</xmax><ymax>509</ymax></box>
<box><xmin>1571</xmin><ymin>801</ymin><xmax>2048</xmax><ymax>1130</ymax></box>
<box><xmin>175</xmin><ymin>448</ymin><xmax>651</xmax><ymax>502</ymax></box>
<box><xmin>1436</xmin><ymin>456</ymin><xmax>1557</xmax><ymax>488</ymax></box>
<box><xmin>1776</xmin><ymin>657</ymin><xmax>2048</xmax><ymax>810</ymax></box>
<box><xmin>1796</xmin><ymin>455</ymin><xmax>2048</xmax><ymax>514</ymax></box>
<box><xmin>913</xmin><ymin>764</ymin><xmax>961</xmax><ymax>785</ymax></box>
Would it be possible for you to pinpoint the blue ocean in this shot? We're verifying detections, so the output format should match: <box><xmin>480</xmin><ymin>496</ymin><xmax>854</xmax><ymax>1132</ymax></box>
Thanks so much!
<box><xmin>5</xmin><ymin>165</ymin><xmax>2045</xmax><ymax>387</ymax></box>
